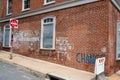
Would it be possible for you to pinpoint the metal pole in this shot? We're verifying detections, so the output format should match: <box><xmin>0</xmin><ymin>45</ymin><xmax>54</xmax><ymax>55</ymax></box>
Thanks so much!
<box><xmin>10</xmin><ymin>28</ymin><xmax>14</xmax><ymax>59</ymax></box>
<box><xmin>95</xmin><ymin>75</ymin><xmax>98</xmax><ymax>80</ymax></box>
<box><xmin>10</xmin><ymin>48</ymin><xmax>12</xmax><ymax>59</ymax></box>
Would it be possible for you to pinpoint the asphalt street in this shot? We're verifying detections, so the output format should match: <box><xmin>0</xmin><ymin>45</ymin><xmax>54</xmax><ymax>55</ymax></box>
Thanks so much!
<box><xmin>0</xmin><ymin>60</ymin><xmax>44</xmax><ymax>80</ymax></box>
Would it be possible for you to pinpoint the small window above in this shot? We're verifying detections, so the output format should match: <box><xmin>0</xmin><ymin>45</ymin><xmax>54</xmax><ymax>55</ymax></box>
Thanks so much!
<box><xmin>44</xmin><ymin>0</ymin><xmax>55</xmax><ymax>5</ymax></box>
<box><xmin>22</xmin><ymin>0</ymin><xmax>30</xmax><ymax>11</ymax></box>
<box><xmin>7</xmin><ymin>0</ymin><xmax>12</xmax><ymax>15</ymax></box>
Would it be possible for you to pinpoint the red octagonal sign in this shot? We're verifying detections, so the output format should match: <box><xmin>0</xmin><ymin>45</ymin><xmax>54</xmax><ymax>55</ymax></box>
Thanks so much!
<box><xmin>10</xmin><ymin>19</ymin><xmax>18</xmax><ymax>28</ymax></box>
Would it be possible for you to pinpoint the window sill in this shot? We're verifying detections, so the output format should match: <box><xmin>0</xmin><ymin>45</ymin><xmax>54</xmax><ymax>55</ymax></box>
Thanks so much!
<box><xmin>116</xmin><ymin>58</ymin><xmax>120</xmax><ymax>60</ymax></box>
<box><xmin>2</xmin><ymin>46</ymin><xmax>11</xmax><ymax>48</ymax></box>
<box><xmin>40</xmin><ymin>48</ymin><xmax>55</xmax><ymax>51</ymax></box>
<box><xmin>44</xmin><ymin>1</ymin><xmax>55</xmax><ymax>6</ymax></box>
<box><xmin>6</xmin><ymin>13</ymin><xmax>12</xmax><ymax>16</ymax></box>
<box><xmin>22</xmin><ymin>8</ymin><xmax>30</xmax><ymax>12</ymax></box>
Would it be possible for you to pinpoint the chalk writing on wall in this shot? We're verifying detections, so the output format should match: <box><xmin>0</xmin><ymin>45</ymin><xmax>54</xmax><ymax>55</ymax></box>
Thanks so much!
<box><xmin>76</xmin><ymin>52</ymin><xmax>105</xmax><ymax>64</ymax></box>
<box><xmin>56</xmin><ymin>37</ymin><xmax>73</xmax><ymax>61</ymax></box>
<box><xmin>14</xmin><ymin>30</ymin><xmax>39</xmax><ymax>42</ymax></box>
<box><xmin>13</xmin><ymin>30</ymin><xmax>40</xmax><ymax>54</ymax></box>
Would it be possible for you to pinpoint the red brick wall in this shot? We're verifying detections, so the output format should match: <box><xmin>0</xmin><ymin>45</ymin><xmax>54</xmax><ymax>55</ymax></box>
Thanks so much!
<box><xmin>12</xmin><ymin>0</ymin><xmax>22</xmax><ymax>14</ymax></box>
<box><xmin>1</xmin><ymin>0</ymin><xmax>6</xmax><ymax>17</ymax></box>
<box><xmin>16</xmin><ymin>0</ymin><xmax>109</xmax><ymax>74</ymax></box>
<box><xmin>0</xmin><ymin>0</ymin><xmax>120</xmax><ymax>76</ymax></box>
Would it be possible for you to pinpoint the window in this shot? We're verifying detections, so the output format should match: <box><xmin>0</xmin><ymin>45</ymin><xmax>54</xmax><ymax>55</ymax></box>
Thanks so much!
<box><xmin>7</xmin><ymin>0</ymin><xmax>12</xmax><ymax>15</ymax></box>
<box><xmin>3</xmin><ymin>25</ymin><xmax>11</xmax><ymax>47</ymax></box>
<box><xmin>41</xmin><ymin>16</ymin><xmax>56</xmax><ymax>49</ymax></box>
<box><xmin>44</xmin><ymin>0</ymin><xmax>55</xmax><ymax>5</ymax></box>
<box><xmin>22</xmin><ymin>0</ymin><xmax>30</xmax><ymax>11</ymax></box>
<box><xmin>117</xmin><ymin>22</ymin><xmax>120</xmax><ymax>60</ymax></box>
<box><xmin>0</xmin><ymin>27</ymin><xmax>3</xmax><ymax>43</ymax></box>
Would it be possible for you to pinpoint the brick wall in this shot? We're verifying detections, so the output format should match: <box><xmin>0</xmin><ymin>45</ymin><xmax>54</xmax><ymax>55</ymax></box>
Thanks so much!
<box><xmin>0</xmin><ymin>0</ymin><xmax>120</xmax><ymax>76</ymax></box>
<box><xmin>1</xmin><ymin>0</ymin><xmax>6</xmax><ymax>17</ymax></box>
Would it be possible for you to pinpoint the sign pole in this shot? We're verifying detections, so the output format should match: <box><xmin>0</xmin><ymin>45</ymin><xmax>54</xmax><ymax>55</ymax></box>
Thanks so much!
<box><xmin>95</xmin><ymin>75</ymin><xmax>98</xmax><ymax>80</ymax></box>
<box><xmin>10</xmin><ymin>28</ymin><xmax>14</xmax><ymax>59</ymax></box>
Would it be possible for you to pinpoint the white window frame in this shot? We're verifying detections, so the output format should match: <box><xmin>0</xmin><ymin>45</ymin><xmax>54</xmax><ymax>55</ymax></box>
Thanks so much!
<box><xmin>6</xmin><ymin>0</ymin><xmax>12</xmax><ymax>15</ymax></box>
<box><xmin>22</xmin><ymin>0</ymin><xmax>30</xmax><ymax>11</ymax></box>
<box><xmin>0</xmin><ymin>27</ymin><xmax>3</xmax><ymax>43</ymax></box>
<box><xmin>116</xmin><ymin>21</ymin><xmax>120</xmax><ymax>60</ymax></box>
<box><xmin>40</xmin><ymin>16</ymin><xmax>56</xmax><ymax>50</ymax></box>
<box><xmin>3</xmin><ymin>24</ymin><xmax>11</xmax><ymax>47</ymax></box>
<box><xmin>44</xmin><ymin>0</ymin><xmax>55</xmax><ymax>5</ymax></box>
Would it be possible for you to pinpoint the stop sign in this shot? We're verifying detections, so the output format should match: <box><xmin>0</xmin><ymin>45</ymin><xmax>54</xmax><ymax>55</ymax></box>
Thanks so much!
<box><xmin>10</xmin><ymin>19</ymin><xmax>18</xmax><ymax>28</ymax></box>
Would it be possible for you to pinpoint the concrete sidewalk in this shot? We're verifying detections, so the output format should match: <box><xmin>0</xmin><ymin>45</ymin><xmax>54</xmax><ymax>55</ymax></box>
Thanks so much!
<box><xmin>108</xmin><ymin>71</ymin><xmax>120</xmax><ymax>80</ymax></box>
<box><xmin>0</xmin><ymin>51</ymin><xmax>95</xmax><ymax>80</ymax></box>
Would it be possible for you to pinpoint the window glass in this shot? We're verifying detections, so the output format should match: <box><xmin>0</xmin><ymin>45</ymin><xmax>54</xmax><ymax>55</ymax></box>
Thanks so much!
<box><xmin>43</xmin><ymin>24</ymin><xmax>53</xmax><ymax>48</ymax></box>
<box><xmin>7</xmin><ymin>0</ymin><xmax>12</xmax><ymax>14</ymax></box>
<box><xmin>4</xmin><ymin>29</ymin><xmax>10</xmax><ymax>46</ymax></box>
<box><xmin>23</xmin><ymin>0</ymin><xmax>30</xmax><ymax>10</ymax></box>
<box><xmin>44</xmin><ymin>18</ymin><xmax>53</xmax><ymax>23</ymax></box>
<box><xmin>5</xmin><ymin>25</ymin><xmax>10</xmax><ymax>28</ymax></box>
<box><xmin>46</xmin><ymin>0</ymin><xmax>55</xmax><ymax>3</ymax></box>
<box><xmin>44</xmin><ymin>0</ymin><xmax>55</xmax><ymax>5</ymax></box>
<box><xmin>117</xmin><ymin>22</ymin><xmax>120</xmax><ymax>59</ymax></box>
<box><xmin>3</xmin><ymin>25</ymin><xmax>11</xmax><ymax>47</ymax></box>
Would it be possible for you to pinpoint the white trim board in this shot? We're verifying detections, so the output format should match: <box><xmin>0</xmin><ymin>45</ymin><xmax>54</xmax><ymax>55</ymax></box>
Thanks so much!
<box><xmin>111</xmin><ymin>0</ymin><xmax>120</xmax><ymax>11</ymax></box>
<box><xmin>0</xmin><ymin>0</ymin><xmax>98</xmax><ymax>22</ymax></box>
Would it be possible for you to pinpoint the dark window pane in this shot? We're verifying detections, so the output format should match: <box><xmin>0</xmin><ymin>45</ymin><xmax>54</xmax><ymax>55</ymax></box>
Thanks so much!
<box><xmin>118</xmin><ymin>53</ymin><xmax>120</xmax><ymax>58</ymax></box>
<box><xmin>46</xmin><ymin>0</ymin><xmax>54</xmax><ymax>3</ymax></box>
<box><xmin>44</xmin><ymin>19</ymin><xmax>47</xmax><ymax>23</ymax></box>
<box><xmin>44</xmin><ymin>18</ymin><xmax>53</xmax><ymax>23</ymax></box>
<box><xmin>8</xmin><ymin>0</ymin><xmax>12</xmax><ymax>14</ymax></box>
<box><xmin>5</xmin><ymin>25</ymin><xmax>10</xmax><ymax>28</ymax></box>
<box><xmin>24</xmin><ymin>0</ymin><xmax>30</xmax><ymax>9</ymax></box>
<box><xmin>4</xmin><ymin>29</ymin><xmax>10</xmax><ymax>46</ymax></box>
<box><xmin>117</xmin><ymin>24</ymin><xmax>120</xmax><ymax>58</ymax></box>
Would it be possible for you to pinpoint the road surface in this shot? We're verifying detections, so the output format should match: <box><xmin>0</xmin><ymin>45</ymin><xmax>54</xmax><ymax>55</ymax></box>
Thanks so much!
<box><xmin>0</xmin><ymin>60</ymin><xmax>44</xmax><ymax>80</ymax></box>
